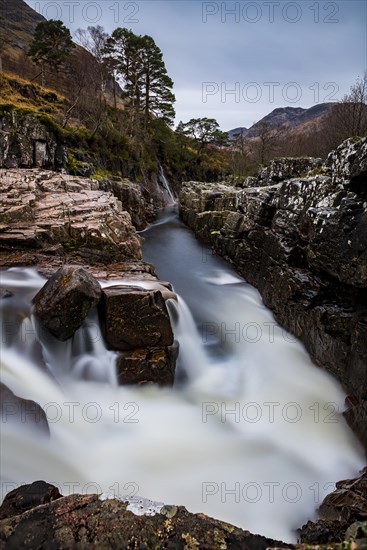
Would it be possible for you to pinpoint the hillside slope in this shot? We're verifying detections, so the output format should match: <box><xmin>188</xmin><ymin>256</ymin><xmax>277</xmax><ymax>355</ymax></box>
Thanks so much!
<box><xmin>0</xmin><ymin>0</ymin><xmax>45</xmax><ymax>71</ymax></box>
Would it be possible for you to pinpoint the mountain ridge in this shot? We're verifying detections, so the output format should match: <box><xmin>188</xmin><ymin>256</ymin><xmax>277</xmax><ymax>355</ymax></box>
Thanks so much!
<box><xmin>228</xmin><ymin>103</ymin><xmax>335</xmax><ymax>140</ymax></box>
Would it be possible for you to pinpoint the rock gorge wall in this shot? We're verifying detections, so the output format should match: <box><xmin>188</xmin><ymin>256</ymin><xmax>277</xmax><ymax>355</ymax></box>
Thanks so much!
<box><xmin>180</xmin><ymin>138</ymin><xmax>367</xmax><ymax>448</ymax></box>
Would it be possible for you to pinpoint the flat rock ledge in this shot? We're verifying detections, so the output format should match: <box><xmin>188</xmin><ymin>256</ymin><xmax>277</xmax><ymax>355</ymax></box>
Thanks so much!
<box><xmin>0</xmin><ymin>169</ymin><xmax>142</xmax><ymax>263</ymax></box>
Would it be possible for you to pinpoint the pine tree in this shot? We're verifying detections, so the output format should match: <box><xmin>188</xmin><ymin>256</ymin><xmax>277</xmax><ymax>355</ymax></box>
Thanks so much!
<box><xmin>105</xmin><ymin>28</ymin><xmax>175</xmax><ymax>128</ymax></box>
<box><xmin>28</xmin><ymin>20</ymin><xmax>75</xmax><ymax>86</ymax></box>
<box><xmin>179</xmin><ymin>118</ymin><xmax>228</xmax><ymax>153</ymax></box>
<box><xmin>139</xmin><ymin>35</ymin><xmax>175</xmax><ymax>126</ymax></box>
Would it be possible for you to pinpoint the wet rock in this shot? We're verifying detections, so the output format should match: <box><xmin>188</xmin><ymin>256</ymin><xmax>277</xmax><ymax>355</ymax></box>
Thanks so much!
<box><xmin>319</xmin><ymin>468</ymin><xmax>367</xmax><ymax>523</ymax></box>
<box><xmin>0</xmin><ymin>288</ymin><xmax>12</xmax><ymax>299</ymax></box>
<box><xmin>324</xmin><ymin>137</ymin><xmax>367</xmax><ymax>191</ymax></box>
<box><xmin>100</xmin><ymin>177</ymin><xmax>154</xmax><ymax>230</ymax></box>
<box><xmin>33</xmin><ymin>266</ymin><xmax>101</xmax><ymax>341</ymax></box>
<box><xmin>116</xmin><ymin>341</ymin><xmax>179</xmax><ymax>386</ymax></box>
<box><xmin>100</xmin><ymin>285</ymin><xmax>174</xmax><ymax>351</ymax></box>
<box><xmin>179</xmin><ymin>137</ymin><xmax>367</xmax><ymax>448</ymax></box>
<box><xmin>298</xmin><ymin>468</ymin><xmax>367</xmax><ymax>544</ymax></box>
<box><xmin>0</xmin><ymin>383</ymin><xmax>49</xmax><ymax>436</ymax></box>
<box><xmin>0</xmin><ymin>481</ymin><xmax>61</xmax><ymax>520</ymax></box>
<box><xmin>179</xmin><ymin>181</ymin><xmax>238</xmax><ymax>241</ymax></box>
<box><xmin>0</xmin><ymin>169</ymin><xmax>142</xmax><ymax>263</ymax></box>
<box><xmin>0</xmin><ymin>488</ymin><xmax>291</xmax><ymax>549</ymax></box>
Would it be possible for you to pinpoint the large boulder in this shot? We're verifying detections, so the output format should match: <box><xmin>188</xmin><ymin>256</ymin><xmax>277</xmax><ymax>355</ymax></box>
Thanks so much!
<box><xmin>33</xmin><ymin>266</ymin><xmax>101</xmax><ymax>341</ymax></box>
<box><xmin>0</xmin><ymin>383</ymin><xmax>49</xmax><ymax>436</ymax></box>
<box><xmin>100</xmin><ymin>285</ymin><xmax>174</xmax><ymax>351</ymax></box>
<box><xmin>0</xmin><ymin>482</ymin><xmax>61</xmax><ymax>521</ymax></box>
<box><xmin>0</xmin><ymin>485</ymin><xmax>291</xmax><ymax>549</ymax></box>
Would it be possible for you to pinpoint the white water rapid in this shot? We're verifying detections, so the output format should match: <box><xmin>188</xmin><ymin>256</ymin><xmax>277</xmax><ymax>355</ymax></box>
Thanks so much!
<box><xmin>0</xmin><ymin>209</ymin><xmax>365</xmax><ymax>543</ymax></box>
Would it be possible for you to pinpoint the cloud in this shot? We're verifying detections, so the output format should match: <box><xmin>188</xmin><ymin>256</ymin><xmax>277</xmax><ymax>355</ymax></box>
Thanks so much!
<box><xmin>25</xmin><ymin>0</ymin><xmax>367</xmax><ymax>130</ymax></box>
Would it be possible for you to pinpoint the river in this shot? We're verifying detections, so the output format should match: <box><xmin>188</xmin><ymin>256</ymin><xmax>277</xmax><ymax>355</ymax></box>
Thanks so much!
<box><xmin>0</xmin><ymin>205</ymin><xmax>364</xmax><ymax>543</ymax></box>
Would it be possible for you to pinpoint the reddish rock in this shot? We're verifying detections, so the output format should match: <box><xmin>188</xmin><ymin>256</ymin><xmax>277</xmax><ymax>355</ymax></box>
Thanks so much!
<box><xmin>299</xmin><ymin>468</ymin><xmax>367</xmax><ymax>544</ymax></box>
<box><xmin>0</xmin><ymin>487</ymin><xmax>291</xmax><ymax>549</ymax></box>
<box><xmin>117</xmin><ymin>342</ymin><xmax>179</xmax><ymax>386</ymax></box>
<box><xmin>100</xmin><ymin>285</ymin><xmax>174</xmax><ymax>351</ymax></box>
<box><xmin>0</xmin><ymin>168</ymin><xmax>142</xmax><ymax>263</ymax></box>
<box><xmin>0</xmin><ymin>481</ymin><xmax>61</xmax><ymax>520</ymax></box>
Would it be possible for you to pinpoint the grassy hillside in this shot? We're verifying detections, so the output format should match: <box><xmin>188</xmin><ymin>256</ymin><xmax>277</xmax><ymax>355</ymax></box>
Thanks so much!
<box><xmin>0</xmin><ymin>72</ymin><xmax>65</xmax><ymax>114</ymax></box>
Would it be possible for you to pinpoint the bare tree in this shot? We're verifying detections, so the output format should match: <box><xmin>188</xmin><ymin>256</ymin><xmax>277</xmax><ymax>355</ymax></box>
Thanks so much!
<box><xmin>74</xmin><ymin>26</ymin><xmax>109</xmax><ymax>92</ymax></box>
<box><xmin>255</xmin><ymin>122</ymin><xmax>285</xmax><ymax>165</ymax></box>
<box><xmin>325</xmin><ymin>71</ymin><xmax>367</xmax><ymax>145</ymax></box>
<box><xmin>230</xmin><ymin>129</ymin><xmax>251</xmax><ymax>176</ymax></box>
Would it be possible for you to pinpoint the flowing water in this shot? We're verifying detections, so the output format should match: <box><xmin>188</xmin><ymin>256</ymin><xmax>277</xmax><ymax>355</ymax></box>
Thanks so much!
<box><xmin>0</xmin><ymin>206</ymin><xmax>365</xmax><ymax>543</ymax></box>
<box><xmin>158</xmin><ymin>164</ymin><xmax>176</xmax><ymax>204</ymax></box>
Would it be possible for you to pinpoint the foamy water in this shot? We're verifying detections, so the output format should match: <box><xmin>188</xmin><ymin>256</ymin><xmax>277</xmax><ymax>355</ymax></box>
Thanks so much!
<box><xmin>0</xmin><ymin>212</ymin><xmax>365</xmax><ymax>542</ymax></box>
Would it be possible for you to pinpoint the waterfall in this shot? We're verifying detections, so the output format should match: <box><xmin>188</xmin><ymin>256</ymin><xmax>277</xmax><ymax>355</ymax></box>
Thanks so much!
<box><xmin>158</xmin><ymin>163</ymin><xmax>175</xmax><ymax>204</ymax></box>
<box><xmin>0</xmin><ymin>265</ymin><xmax>364</xmax><ymax>543</ymax></box>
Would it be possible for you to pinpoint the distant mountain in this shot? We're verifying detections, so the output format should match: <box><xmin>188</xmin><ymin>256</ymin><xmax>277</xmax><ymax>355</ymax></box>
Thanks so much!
<box><xmin>227</xmin><ymin>126</ymin><xmax>249</xmax><ymax>140</ymax></box>
<box><xmin>0</xmin><ymin>0</ymin><xmax>45</xmax><ymax>64</ymax></box>
<box><xmin>228</xmin><ymin>103</ymin><xmax>335</xmax><ymax>140</ymax></box>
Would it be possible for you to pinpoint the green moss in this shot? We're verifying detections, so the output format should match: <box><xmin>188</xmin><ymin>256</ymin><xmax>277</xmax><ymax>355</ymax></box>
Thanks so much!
<box><xmin>66</xmin><ymin>152</ymin><xmax>90</xmax><ymax>172</ymax></box>
<box><xmin>90</xmin><ymin>168</ymin><xmax>114</xmax><ymax>182</ymax></box>
<box><xmin>309</xmin><ymin>166</ymin><xmax>329</xmax><ymax>177</ymax></box>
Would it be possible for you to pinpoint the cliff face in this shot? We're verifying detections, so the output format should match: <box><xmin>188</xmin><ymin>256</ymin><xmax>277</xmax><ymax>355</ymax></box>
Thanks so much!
<box><xmin>0</xmin><ymin>107</ymin><xmax>67</xmax><ymax>170</ymax></box>
<box><xmin>180</xmin><ymin>138</ymin><xmax>367</xmax><ymax>448</ymax></box>
<box><xmin>0</xmin><ymin>107</ymin><xmax>174</xmax><ymax>228</ymax></box>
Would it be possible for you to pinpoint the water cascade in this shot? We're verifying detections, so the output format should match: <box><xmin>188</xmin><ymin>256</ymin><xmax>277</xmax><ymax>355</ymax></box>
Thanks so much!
<box><xmin>158</xmin><ymin>163</ymin><xmax>176</xmax><ymax>204</ymax></box>
<box><xmin>0</xmin><ymin>208</ymin><xmax>364</xmax><ymax>543</ymax></box>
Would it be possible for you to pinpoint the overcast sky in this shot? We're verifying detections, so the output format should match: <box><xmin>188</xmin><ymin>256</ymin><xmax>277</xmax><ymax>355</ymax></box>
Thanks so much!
<box><xmin>25</xmin><ymin>0</ymin><xmax>367</xmax><ymax>131</ymax></box>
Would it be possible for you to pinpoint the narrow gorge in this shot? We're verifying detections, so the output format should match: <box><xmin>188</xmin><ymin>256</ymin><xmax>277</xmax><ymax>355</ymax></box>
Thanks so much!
<box><xmin>0</xmin><ymin>131</ymin><xmax>367</xmax><ymax>548</ymax></box>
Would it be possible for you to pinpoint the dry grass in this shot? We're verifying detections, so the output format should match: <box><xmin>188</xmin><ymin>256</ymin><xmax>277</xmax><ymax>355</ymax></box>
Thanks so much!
<box><xmin>0</xmin><ymin>72</ymin><xmax>65</xmax><ymax>115</ymax></box>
